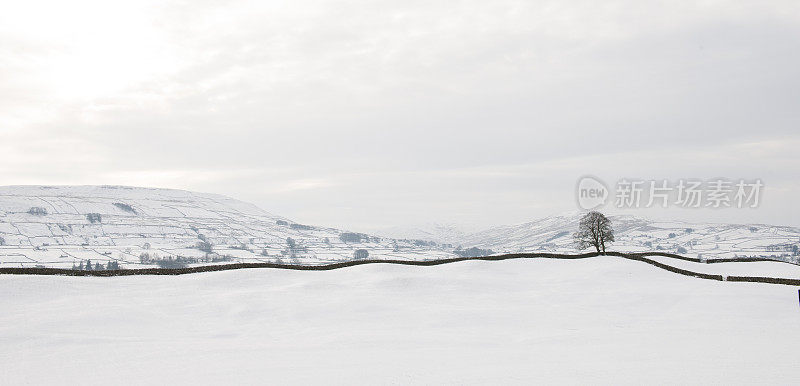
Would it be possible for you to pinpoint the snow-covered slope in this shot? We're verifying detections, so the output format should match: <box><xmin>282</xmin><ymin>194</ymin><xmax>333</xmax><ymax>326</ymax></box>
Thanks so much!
<box><xmin>366</xmin><ymin>222</ymin><xmax>475</xmax><ymax>246</ymax></box>
<box><xmin>2</xmin><ymin>257</ymin><xmax>798</xmax><ymax>384</ymax></box>
<box><xmin>462</xmin><ymin>214</ymin><xmax>800</xmax><ymax>261</ymax></box>
<box><xmin>0</xmin><ymin>185</ymin><xmax>454</xmax><ymax>269</ymax></box>
<box><xmin>2</xmin><ymin>186</ymin><xmax>798</xmax><ymax>269</ymax></box>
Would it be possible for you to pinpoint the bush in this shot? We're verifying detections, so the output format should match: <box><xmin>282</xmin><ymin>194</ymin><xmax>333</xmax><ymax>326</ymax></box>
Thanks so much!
<box><xmin>196</xmin><ymin>241</ymin><xmax>213</xmax><ymax>253</ymax></box>
<box><xmin>86</xmin><ymin>213</ymin><xmax>102</xmax><ymax>223</ymax></box>
<box><xmin>156</xmin><ymin>260</ymin><xmax>188</xmax><ymax>269</ymax></box>
<box><xmin>28</xmin><ymin>207</ymin><xmax>48</xmax><ymax>216</ymax></box>
<box><xmin>106</xmin><ymin>261</ymin><xmax>121</xmax><ymax>270</ymax></box>
<box><xmin>339</xmin><ymin>232</ymin><xmax>364</xmax><ymax>243</ymax></box>
<box><xmin>353</xmin><ymin>249</ymin><xmax>369</xmax><ymax>259</ymax></box>
<box><xmin>454</xmin><ymin>247</ymin><xmax>494</xmax><ymax>258</ymax></box>
<box><xmin>141</xmin><ymin>252</ymin><xmax>230</xmax><ymax>266</ymax></box>
<box><xmin>677</xmin><ymin>246</ymin><xmax>688</xmax><ymax>254</ymax></box>
<box><xmin>289</xmin><ymin>223</ymin><xmax>313</xmax><ymax>230</ymax></box>
<box><xmin>113</xmin><ymin>202</ymin><xmax>136</xmax><ymax>214</ymax></box>
<box><xmin>276</xmin><ymin>220</ymin><xmax>288</xmax><ymax>226</ymax></box>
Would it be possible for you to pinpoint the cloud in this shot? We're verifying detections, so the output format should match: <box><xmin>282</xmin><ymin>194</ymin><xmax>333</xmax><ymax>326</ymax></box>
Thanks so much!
<box><xmin>1</xmin><ymin>0</ymin><xmax>798</xmax><ymax>227</ymax></box>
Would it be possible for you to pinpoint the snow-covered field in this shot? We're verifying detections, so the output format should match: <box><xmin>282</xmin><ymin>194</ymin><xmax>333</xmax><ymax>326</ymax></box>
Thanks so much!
<box><xmin>1</xmin><ymin>256</ymin><xmax>798</xmax><ymax>385</ymax></box>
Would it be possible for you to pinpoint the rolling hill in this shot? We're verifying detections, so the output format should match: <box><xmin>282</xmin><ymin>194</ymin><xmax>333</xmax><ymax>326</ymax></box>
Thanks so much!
<box><xmin>0</xmin><ymin>185</ymin><xmax>453</xmax><ymax>269</ymax></box>
<box><xmin>1</xmin><ymin>185</ymin><xmax>798</xmax><ymax>270</ymax></box>
<box><xmin>459</xmin><ymin>214</ymin><xmax>800</xmax><ymax>261</ymax></box>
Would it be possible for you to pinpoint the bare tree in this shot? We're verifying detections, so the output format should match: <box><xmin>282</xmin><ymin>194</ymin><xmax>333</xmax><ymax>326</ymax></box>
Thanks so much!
<box><xmin>574</xmin><ymin>211</ymin><xmax>614</xmax><ymax>253</ymax></box>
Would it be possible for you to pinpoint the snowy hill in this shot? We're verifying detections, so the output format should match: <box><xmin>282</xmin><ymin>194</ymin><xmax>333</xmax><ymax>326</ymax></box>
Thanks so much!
<box><xmin>0</xmin><ymin>185</ymin><xmax>454</xmax><ymax>269</ymax></box>
<box><xmin>462</xmin><ymin>214</ymin><xmax>800</xmax><ymax>261</ymax></box>
<box><xmin>2</xmin><ymin>185</ymin><xmax>798</xmax><ymax>270</ymax></box>
<box><xmin>366</xmin><ymin>222</ymin><xmax>476</xmax><ymax>245</ymax></box>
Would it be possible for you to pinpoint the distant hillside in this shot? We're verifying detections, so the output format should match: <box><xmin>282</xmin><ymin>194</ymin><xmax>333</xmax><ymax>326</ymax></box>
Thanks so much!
<box><xmin>2</xmin><ymin>186</ymin><xmax>797</xmax><ymax>270</ymax></box>
<box><xmin>0</xmin><ymin>186</ymin><xmax>454</xmax><ymax>269</ymax></box>
<box><xmin>461</xmin><ymin>214</ymin><xmax>800</xmax><ymax>262</ymax></box>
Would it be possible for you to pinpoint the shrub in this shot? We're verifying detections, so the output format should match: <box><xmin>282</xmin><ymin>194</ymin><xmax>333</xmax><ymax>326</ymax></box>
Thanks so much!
<box><xmin>141</xmin><ymin>252</ymin><xmax>229</xmax><ymax>266</ymax></box>
<box><xmin>196</xmin><ymin>241</ymin><xmax>213</xmax><ymax>253</ymax></box>
<box><xmin>139</xmin><ymin>252</ymin><xmax>159</xmax><ymax>263</ymax></box>
<box><xmin>290</xmin><ymin>223</ymin><xmax>313</xmax><ymax>230</ymax></box>
<box><xmin>339</xmin><ymin>232</ymin><xmax>364</xmax><ymax>243</ymax></box>
<box><xmin>156</xmin><ymin>259</ymin><xmax>188</xmax><ymax>269</ymax></box>
<box><xmin>106</xmin><ymin>261</ymin><xmax>121</xmax><ymax>270</ymax></box>
<box><xmin>677</xmin><ymin>246</ymin><xmax>688</xmax><ymax>254</ymax></box>
<box><xmin>276</xmin><ymin>220</ymin><xmax>288</xmax><ymax>226</ymax></box>
<box><xmin>113</xmin><ymin>202</ymin><xmax>136</xmax><ymax>214</ymax></box>
<box><xmin>353</xmin><ymin>249</ymin><xmax>369</xmax><ymax>259</ymax></box>
<box><xmin>86</xmin><ymin>213</ymin><xmax>102</xmax><ymax>223</ymax></box>
<box><xmin>454</xmin><ymin>247</ymin><xmax>494</xmax><ymax>258</ymax></box>
<box><xmin>28</xmin><ymin>207</ymin><xmax>48</xmax><ymax>216</ymax></box>
<box><xmin>413</xmin><ymin>240</ymin><xmax>436</xmax><ymax>247</ymax></box>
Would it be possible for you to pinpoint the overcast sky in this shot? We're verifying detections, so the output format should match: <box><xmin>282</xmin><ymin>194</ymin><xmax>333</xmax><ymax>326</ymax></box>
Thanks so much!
<box><xmin>1</xmin><ymin>0</ymin><xmax>799</xmax><ymax>230</ymax></box>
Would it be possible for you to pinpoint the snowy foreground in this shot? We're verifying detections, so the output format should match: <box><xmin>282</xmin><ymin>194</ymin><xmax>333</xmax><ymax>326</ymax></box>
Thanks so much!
<box><xmin>2</xmin><ymin>256</ymin><xmax>799</xmax><ymax>385</ymax></box>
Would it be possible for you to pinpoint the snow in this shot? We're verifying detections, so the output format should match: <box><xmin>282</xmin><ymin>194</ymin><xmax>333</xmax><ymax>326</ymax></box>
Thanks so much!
<box><xmin>1</xmin><ymin>256</ymin><xmax>798</xmax><ymax>384</ymax></box>
<box><xmin>2</xmin><ymin>186</ymin><xmax>798</xmax><ymax>270</ymax></box>
<box><xmin>645</xmin><ymin>255</ymin><xmax>800</xmax><ymax>279</ymax></box>
<box><xmin>0</xmin><ymin>185</ymin><xmax>454</xmax><ymax>268</ymax></box>
<box><xmin>464</xmin><ymin>214</ymin><xmax>800</xmax><ymax>261</ymax></box>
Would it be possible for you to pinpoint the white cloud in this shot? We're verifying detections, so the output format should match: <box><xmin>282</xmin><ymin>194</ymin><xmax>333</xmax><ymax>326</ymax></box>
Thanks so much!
<box><xmin>1</xmin><ymin>0</ymin><xmax>798</xmax><ymax>227</ymax></box>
